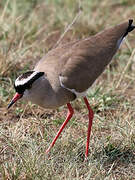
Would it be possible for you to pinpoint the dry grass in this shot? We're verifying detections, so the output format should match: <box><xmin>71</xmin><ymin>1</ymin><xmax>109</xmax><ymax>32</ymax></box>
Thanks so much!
<box><xmin>0</xmin><ymin>0</ymin><xmax>135</xmax><ymax>179</ymax></box>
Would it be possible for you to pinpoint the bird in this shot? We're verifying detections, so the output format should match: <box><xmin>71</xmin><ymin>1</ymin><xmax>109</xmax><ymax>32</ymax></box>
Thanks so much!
<box><xmin>8</xmin><ymin>19</ymin><xmax>135</xmax><ymax>160</ymax></box>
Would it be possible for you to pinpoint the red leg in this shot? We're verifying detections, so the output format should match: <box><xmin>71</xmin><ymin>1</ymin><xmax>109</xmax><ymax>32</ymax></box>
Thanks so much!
<box><xmin>46</xmin><ymin>103</ymin><xmax>74</xmax><ymax>154</ymax></box>
<box><xmin>83</xmin><ymin>96</ymin><xmax>94</xmax><ymax>160</ymax></box>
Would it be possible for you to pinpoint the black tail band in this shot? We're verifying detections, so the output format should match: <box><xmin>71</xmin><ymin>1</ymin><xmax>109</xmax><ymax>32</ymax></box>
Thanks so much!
<box><xmin>123</xmin><ymin>19</ymin><xmax>135</xmax><ymax>37</ymax></box>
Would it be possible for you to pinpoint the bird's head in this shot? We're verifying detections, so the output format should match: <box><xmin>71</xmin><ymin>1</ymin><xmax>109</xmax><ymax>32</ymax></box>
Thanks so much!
<box><xmin>8</xmin><ymin>71</ymin><xmax>44</xmax><ymax>109</ymax></box>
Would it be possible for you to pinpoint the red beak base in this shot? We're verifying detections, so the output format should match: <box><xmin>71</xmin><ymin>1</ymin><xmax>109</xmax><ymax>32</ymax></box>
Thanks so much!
<box><xmin>8</xmin><ymin>93</ymin><xmax>23</xmax><ymax>109</ymax></box>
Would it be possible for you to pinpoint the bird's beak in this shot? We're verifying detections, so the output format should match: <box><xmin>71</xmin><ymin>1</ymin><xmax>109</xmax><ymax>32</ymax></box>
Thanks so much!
<box><xmin>8</xmin><ymin>93</ymin><xmax>23</xmax><ymax>109</ymax></box>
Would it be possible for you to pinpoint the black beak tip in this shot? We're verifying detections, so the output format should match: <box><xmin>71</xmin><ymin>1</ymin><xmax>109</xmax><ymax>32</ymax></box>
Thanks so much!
<box><xmin>7</xmin><ymin>100</ymin><xmax>14</xmax><ymax>109</ymax></box>
<box><xmin>7</xmin><ymin>93</ymin><xmax>23</xmax><ymax>109</ymax></box>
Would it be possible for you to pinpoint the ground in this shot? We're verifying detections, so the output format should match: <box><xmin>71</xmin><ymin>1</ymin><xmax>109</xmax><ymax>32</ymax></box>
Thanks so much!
<box><xmin>0</xmin><ymin>0</ymin><xmax>135</xmax><ymax>179</ymax></box>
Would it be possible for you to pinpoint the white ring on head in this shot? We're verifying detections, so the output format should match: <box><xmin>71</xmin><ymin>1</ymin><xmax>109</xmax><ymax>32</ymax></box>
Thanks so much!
<box><xmin>15</xmin><ymin>71</ymin><xmax>39</xmax><ymax>86</ymax></box>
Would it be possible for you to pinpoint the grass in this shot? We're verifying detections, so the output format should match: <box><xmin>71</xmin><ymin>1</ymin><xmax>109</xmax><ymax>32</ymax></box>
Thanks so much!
<box><xmin>0</xmin><ymin>0</ymin><xmax>135</xmax><ymax>179</ymax></box>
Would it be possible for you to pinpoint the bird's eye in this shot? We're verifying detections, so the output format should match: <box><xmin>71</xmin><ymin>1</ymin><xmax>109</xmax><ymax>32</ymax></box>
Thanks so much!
<box><xmin>27</xmin><ymin>84</ymin><xmax>32</xmax><ymax>89</ymax></box>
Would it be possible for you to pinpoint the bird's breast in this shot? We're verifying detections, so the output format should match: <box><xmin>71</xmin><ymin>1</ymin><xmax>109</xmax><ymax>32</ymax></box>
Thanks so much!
<box><xmin>24</xmin><ymin>76</ymin><xmax>75</xmax><ymax>109</ymax></box>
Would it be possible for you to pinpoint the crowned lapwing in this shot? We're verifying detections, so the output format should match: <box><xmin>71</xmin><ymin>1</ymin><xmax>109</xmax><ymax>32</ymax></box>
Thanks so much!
<box><xmin>8</xmin><ymin>19</ymin><xmax>135</xmax><ymax>159</ymax></box>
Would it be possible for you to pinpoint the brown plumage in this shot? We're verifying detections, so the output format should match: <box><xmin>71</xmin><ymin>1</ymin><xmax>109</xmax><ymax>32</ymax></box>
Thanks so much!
<box><xmin>8</xmin><ymin>19</ymin><xmax>135</xmax><ymax>159</ymax></box>
<box><xmin>35</xmin><ymin>20</ymin><xmax>132</xmax><ymax>102</ymax></box>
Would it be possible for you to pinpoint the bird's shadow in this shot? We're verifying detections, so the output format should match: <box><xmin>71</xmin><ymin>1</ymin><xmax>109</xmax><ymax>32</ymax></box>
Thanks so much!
<box><xmin>94</xmin><ymin>145</ymin><xmax>135</xmax><ymax>168</ymax></box>
<box><xmin>76</xmin><ymin>143</ymin><xmax>135</xmax><ymax>170</ymax></box>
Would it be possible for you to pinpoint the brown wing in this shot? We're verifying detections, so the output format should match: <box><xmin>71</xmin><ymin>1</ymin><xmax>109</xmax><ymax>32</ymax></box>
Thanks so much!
<box><xmin>59</xmin><ymin>21</ymin><xmax>129</xmax><ymax>92</ymax></box>
<box><xmin>59</xmin><ymin>37</ymin><xmax>116</xmax><ymax>92</ymax></box>
<box><xmin>35</xmin><ymin>21</ymin><xmax>129</xmax><ymax>93</ymax></box>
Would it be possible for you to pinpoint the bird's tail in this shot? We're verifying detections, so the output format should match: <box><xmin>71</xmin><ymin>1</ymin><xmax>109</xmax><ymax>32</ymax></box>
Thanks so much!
<box><xmin>123</xmin><ymin>19</ymin><xmax>135</xmax><ymax>37</ymax></box>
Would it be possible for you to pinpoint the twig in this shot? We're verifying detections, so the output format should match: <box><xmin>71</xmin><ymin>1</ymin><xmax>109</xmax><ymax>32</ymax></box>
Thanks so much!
<box><xmin>0</xmin><ymin>0</ymin><xmax>10</xmax><ymax>22</ymax></box>
<box><xmin>116</xmin><ymin>48</ymin><xmax>135</xmax><ymax>89</ymax></box>
<box><xmin>53</xmin><ymin>8</ymin><xmax>82</xmax><ymax>49</ymax></box>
